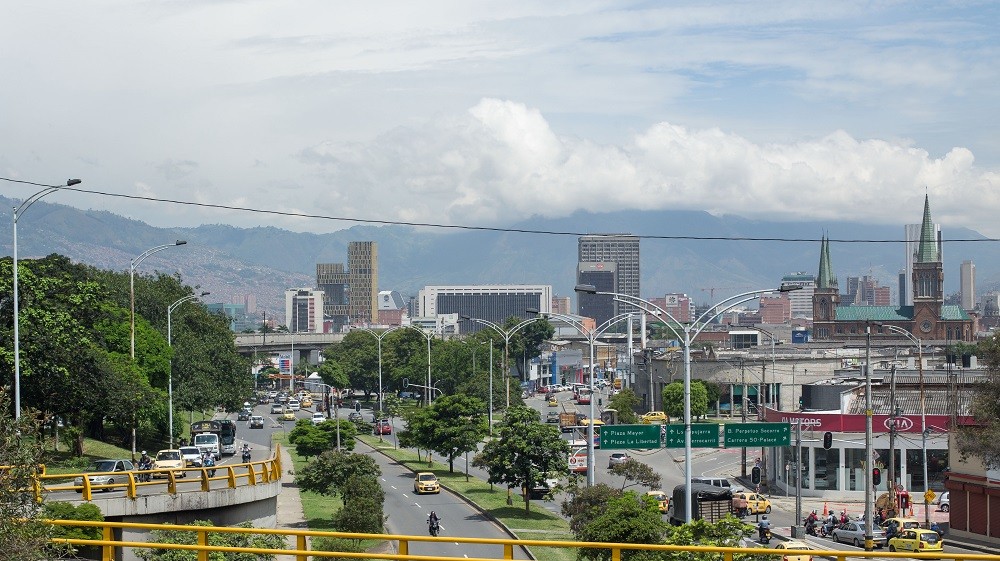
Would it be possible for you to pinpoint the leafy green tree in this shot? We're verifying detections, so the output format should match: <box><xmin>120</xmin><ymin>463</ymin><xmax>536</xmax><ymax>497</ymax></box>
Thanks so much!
<box><xmin>662</xmin><ymin>516</ymin><xmax>763</xmax><ymax>561</ymax></box>
<box><xmin>398</xmin><ymin>406</ymin><xmax>435</xmax><ymax>462</ymax></box>
<box><xmin>695</xmin><ymin>379</ymin><xmax>722</xmax><ymax>413</ymax></box>
<box><xmin>576</xmin><ymin>491</ymin><xmax>669</xmax><ymax>561</ymax></box>
<box><xmin>561</xmin><ymin>482</ymin><xmax>623</xmax><ymax>534</ymax></box>
<box><xmin>295</xmin><ymin>450</ymin><xmax>381</xmax><ymax>499</ymax></box>
<box><xmin>421</xmin><ymin>394</ymin><xmax>489</xmax><ymax>472</ymax></box>
<box><xmin>662</xmin><ymin>381</ymin><xmax>708</xmax><ymax>419</ymax></box>
<box><xmin>0</xmin><ymin>391</ymin><xmax>54</xmax><ymax>559</ymax></box>
<box><xmin>608</xmin><ymin>459</ymin><xmax>662</xmax><ymax>491</ymax></box>
<box><xmin>607</xmin><ymin>388</ymin><xmax>641</xmax><ymax>424</ymax></box>
<box><xmin>289</xmin><ymin>419</ymin><xmax>357</xmax><ymax>458</ymax></box>
<box><xmin>505</xmin><ymin>317</ymin><xmax>555</xmax><ymax>379</ymax></box>
<box><xmin>473</xmin><ymin>406</ymin><xmax>569</xmax><ymax>512</ymax></box>
<box><xmin>332</xmin><ymin>474</ymin><xmax>386</xmax><ymax>535</ymax></box>
<box><xmin>41</xmin><ymin>501</ymin><xmax>104</xmax><ymax>554</ymax></box>
<box><xmin>135</xmin><ymin>520</ymin><xmax>286</xmax><ymax>560</ymax></box>
<box><xmin>958</xmin><ymin>334</ymin><xmax>1000</xmax><ymax>467</ymax></box>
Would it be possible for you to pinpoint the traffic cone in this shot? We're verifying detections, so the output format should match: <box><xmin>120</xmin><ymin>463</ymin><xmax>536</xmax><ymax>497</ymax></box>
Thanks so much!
<box><xmin>823</xmin><ymin>501</ymin><xmax>828</xmax><ymax>515</ymax></box>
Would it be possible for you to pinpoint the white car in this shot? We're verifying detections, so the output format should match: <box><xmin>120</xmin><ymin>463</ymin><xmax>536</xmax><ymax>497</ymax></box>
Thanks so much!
<box><xmin>311</xmin><ymin>412</ymin><xmax>326</xmax><ymax>425</ymax></box>
<box><xmin>287</xmin><ymin>399</ymin><xmax>301</xmax><ymax>411</ymax></box>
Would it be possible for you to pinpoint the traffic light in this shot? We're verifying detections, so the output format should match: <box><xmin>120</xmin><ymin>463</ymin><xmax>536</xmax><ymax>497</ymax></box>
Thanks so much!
<box><xmin>751</xmin><ymin>466</ymin><xmax>761</xmax><ymax>485</ymax></box>
<box><xmin>355</xmin><ymin>402</ymin><xmax>361</xmax><ymax>412</ymax></box>
<box><xmin>872</xmin><ymin>467</ymin><xmax>882</xmax><ymax>486</ymax></box>
<box><xmin>823</xmin><ymin>431</ymin><xmax>833</xmax><ymax>450</ymax></box>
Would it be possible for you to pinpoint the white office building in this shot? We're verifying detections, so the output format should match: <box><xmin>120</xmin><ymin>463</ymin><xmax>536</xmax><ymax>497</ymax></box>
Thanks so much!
<box><xmin>418</xmin><ymin>284</ymin><xmax>552</xmax><ymax>333</ymax></box>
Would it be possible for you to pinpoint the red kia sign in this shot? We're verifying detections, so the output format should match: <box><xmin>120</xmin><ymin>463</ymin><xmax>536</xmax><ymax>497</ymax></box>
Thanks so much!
<box><xmin>762</xmin><ymin>407</ymin><xmax>972</xmax><ymax>433</ymax></box>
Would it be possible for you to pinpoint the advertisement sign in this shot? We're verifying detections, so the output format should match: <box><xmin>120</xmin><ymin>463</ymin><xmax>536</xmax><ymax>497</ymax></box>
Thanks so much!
<box><xmin>762</xmin><ymin>407</ymin><xmax>972</xmax><ymax>433</ymax></box>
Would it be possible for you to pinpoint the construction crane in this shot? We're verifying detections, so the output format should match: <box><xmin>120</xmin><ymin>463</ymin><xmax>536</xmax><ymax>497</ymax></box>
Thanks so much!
<box><xmin>699</xmin><ymin>286</ymin><xmax>755</xmax><ymax>300</ymax></box>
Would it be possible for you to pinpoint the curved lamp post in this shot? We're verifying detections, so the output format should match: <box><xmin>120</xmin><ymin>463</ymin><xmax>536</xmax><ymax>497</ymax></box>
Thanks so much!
<box><xmin>527</xmin><ymin>309</ymin><xmax>633</xmax><ymax>487</ymax></box>
<box><xmin>5</xmin><ymin>177</ymin><xmax>82</xmax><ymax>419</ymax></box>
<box><xmin>167</xmin><ymin>292</ymin><xmax>210</xmax><ymax>447</ymax></box>
<box><xmin>459</xmin><ymin>315</ymin><xmax>542</xmax><ymax>409</ymax></box>
<box><xmin>576</xmin><ymin>283</ymin><xmax>799</xmax><ymax>521</ymax></box>
<box><xmin>878</xmin><ymin>323</ymin><xmax>930</xmax><ymax>528</ymax></box>
<box><xmin>131</xmin><ymin>241</ymin><xmax>187</xmax><ymax>359</ymax></box>
<box><xmin>395</xmin><ymin>324</ymin><xmax>435</xmax><ymax>406</ymax></box>
<box><xmin>358</xmin><ymin>326</ymin><xmax>403</xmax><ymax>414</ymax></box>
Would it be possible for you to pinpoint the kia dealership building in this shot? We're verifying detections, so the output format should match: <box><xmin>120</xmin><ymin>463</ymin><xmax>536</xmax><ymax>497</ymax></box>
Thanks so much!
<box><xmin>760</xmin><ymin>368</ymin><xmax>977</xmax><ymax>499</ymax></box>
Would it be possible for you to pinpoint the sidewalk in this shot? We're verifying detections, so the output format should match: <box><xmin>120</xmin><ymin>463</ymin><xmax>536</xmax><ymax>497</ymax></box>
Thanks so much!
<box><xmin>274</xmin><ymin>445</ymin><xmax>307</xmax><ymax>561</ymax></box>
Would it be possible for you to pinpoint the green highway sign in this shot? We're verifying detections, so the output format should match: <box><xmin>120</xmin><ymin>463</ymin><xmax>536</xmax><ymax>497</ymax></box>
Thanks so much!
<box><xmin>601</xmin><ymin>424</ymin><xmax>661</xmax><ymax>450</ymax></box>
<box><xmin>665</xmin><ymin>424</ymin><xmax>721</xmax><ymax>449</ymax></box>
<box><xmin>724</xmin><ymin>422</ymin><xmax>791</xmax><ymax>447</ymax></box>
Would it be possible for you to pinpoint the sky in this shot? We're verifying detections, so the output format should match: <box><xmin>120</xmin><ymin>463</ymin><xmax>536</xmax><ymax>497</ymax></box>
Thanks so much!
<box><xmin>2</xmin><ymin>1</ymin><xmax>999</xmax><ymax>237</ymax></box>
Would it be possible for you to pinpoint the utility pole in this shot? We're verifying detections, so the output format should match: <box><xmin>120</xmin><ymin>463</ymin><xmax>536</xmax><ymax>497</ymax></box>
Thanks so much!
<box><xmin>888</xmin><ymin>365</ymin><xmax>898</xmax><ymax>513</ymax></box>
<box><xmin>761</xmin><ymin>362</ymin><xmax>767</xmax><ymax>492</ymax></box>
<box><xmin>741</xmin><ymin>358</ymin><xmax>747</xmax><ymax>477</ymax></box>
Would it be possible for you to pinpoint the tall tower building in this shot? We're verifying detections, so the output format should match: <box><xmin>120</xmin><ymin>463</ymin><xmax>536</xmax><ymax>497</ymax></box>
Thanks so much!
<box><xmin>904</xmin><ymin>222</ymin><xmax>941</xmax><ymax>306</ymax></box>
<box><xmin>578</xmin><ymin>234</ymin><xmax>640</xmax><ymax>317</ymax></box>
<box><xmin>348</xmin><ymin>241</ymin><xmax>378</xmax><ymax>325</ymax></box>
<box><xmin>317</xmin><ymin>263</ymin><xmax>350</xmax><ymax>330</ymax></box>
<box><xmin>960</xmin><ymin>260</ymin><xmax>976</xmax><ymax>311</ymax></box>
<box><xmin>285</xmin><ymin>288</ymin><xmax>324</xmax><ymax>333</ymax></box>
<box><xmin>779</xmin><ymin>272</ymin><xmax>816</xmax><ymax>318</ymax></box>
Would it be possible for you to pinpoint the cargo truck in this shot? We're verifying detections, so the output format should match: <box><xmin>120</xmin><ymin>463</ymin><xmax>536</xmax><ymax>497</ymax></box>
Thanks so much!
<box><xmin>559</xmin><ymin>411</ymin><xmax>581</xmax><ymax>433</ymax></box>
<box><xmin>667</xmin><ymin>482</ymin><xmax>735</xmax><ymax>526</ymax></box>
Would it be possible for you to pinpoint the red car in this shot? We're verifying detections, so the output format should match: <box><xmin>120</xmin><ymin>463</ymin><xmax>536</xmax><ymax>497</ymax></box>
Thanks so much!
<box><xmin>373</xmin><ymin>419</ymin><xmax>392</xmax><ymax>435</ymax></box>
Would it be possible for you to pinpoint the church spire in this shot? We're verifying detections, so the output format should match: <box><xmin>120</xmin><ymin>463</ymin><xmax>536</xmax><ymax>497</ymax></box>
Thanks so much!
<box><xmin>916</xmin><ymin>194</ymin><xmax>939</xmax><ymax>263</ymax></box>
<box><xmin>817</xmin><ymin>234</ymin><xmax>837</xmax><ymax>289</ymax></box>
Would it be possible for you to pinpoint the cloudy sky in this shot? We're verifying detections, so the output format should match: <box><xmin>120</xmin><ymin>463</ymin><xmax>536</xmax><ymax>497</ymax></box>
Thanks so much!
<box><xmin>2</xmin><ymin>1</ymin><xmax>999</xmax><ymax>236</ymax></box>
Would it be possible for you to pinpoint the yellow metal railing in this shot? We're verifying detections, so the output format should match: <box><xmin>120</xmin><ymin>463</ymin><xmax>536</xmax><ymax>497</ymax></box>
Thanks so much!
<box><xmin>34</xmin><ymin>444</ymin><xmax>282</xmax><ymax>501</ymax></box>
<box><xmin>46</xmin><ymin>519</ymin><xmax>1000</xmax><ymax>561</ymax></box>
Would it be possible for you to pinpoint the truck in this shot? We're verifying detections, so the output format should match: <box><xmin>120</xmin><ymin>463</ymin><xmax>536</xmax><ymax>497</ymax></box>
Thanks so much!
<box><xmin>559</xmin><ymin>411</ymin><xmax>581</xmax><ymax>433</ymax></box>
<box><xmin>190</xmin><ymin>420</ymin><xmax>222</xmax><ymax>460</ymax></box>
<box><xmin>667</xmin><ymin>483</ymin><xmax>734</xmax><ymax>526</ymax></box>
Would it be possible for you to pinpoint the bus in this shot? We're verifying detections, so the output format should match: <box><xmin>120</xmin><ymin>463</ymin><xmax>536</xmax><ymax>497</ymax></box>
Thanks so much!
<box><xmin>218</xmin><ymin>419</ymin><xmax>237</xmax><ymax>456</ymax></box>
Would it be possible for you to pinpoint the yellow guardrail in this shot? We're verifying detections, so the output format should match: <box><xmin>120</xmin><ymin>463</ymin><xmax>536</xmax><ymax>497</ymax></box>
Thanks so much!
<box><xmin>34</xmin><ymin>444</ymin><xmax>282</xmax><ymax>501</ymax></box>
<box><xmin>46</xmin><ymin>519</ymin><xmax>1000</xmax><ymax>561</ymax></box>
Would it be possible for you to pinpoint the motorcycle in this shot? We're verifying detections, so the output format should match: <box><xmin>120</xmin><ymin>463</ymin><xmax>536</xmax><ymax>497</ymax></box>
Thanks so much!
<box><xmin>428</xmin><ymin>518</ymin><xmax>441</xmax><ymax>537</ymax></box>
<box><xmin>137</xmin><ymin>459</ymin><xmax>153</xmax><ymax>483</ymax></box>
<box><xmin>203</xmin><ymin>455</ymin><xmax>217</xmax><ymax>477</ymax></box>
<box><xmin>805</xmin><ymin>520</ymin><xmax>818</xmax><ymax>537</ymax></box>
<box><xmin>758</xmin><ymin>527</ymin><xmax>771</xmax><ymax>544</ymax></box>
<box><xmin>241</xmin><ymin>449</ymin><xmax>252</xmax><ymax>464</ymax></box>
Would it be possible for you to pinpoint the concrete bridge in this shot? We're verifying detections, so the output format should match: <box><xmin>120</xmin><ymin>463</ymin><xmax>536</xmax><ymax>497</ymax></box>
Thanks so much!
<box><xmin>234</xmin><ymin>332</ymin><xmax>345</xmax><ymax>363</ymax></box>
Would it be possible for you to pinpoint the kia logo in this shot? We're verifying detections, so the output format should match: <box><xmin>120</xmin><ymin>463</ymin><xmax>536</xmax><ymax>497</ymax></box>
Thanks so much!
<box><xmin>884</xmin><ymin>417</ymin><xmax>914</xmax><ymax>431</ymax></box>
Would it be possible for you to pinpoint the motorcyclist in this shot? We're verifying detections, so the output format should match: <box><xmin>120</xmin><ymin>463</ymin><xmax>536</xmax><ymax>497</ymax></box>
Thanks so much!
<box><xmin>202</xmin><ymin>451</ymin><xmax>216</xmax><ymax>476</ymax></box>
<box><xmin>138</xmin><ymin>451</ymin><xmax>153</xmax><ymax>481</ymax></box>
<box><xmin>757</xmin><ymin>515</ymin><xmax>771</xmax><ymax>543</ymax></box>
<box><xmin>427</xmin><ymin>511</ymin><xmax>440</xmax><ymax>536</ymax></box>
<box><xmin>823</xmin><ymin>510</ymin><xmax>838</xmax><ymax>536</ymax></box>
<box><xmin>241</xmin><ymin>443</ymin><xmax>252</xmax><ymax>463</ymax></box>
<box><xmin>805</xmin><ymin>510</ymin><xmax>818</xmax><ymax>535</ymax></box>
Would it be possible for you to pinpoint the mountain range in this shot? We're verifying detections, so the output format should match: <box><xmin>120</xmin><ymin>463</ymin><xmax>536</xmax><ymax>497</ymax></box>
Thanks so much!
<box><xmin>2</xmin><ymin>195</ymin><xmax>998</xmax><ymax>323</ymax></box>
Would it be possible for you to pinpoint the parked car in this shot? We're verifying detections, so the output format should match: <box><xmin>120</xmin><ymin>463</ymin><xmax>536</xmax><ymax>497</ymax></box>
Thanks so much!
<box><xmin>413</xmin><ymin>472</ymin><xmax>441</xmax><ymax>494</ymax></box>
<box><xmin>249</xmin><ymin>415</ymin><xmax>265</xmax><ymax>429</ymax></box>
<box><xmin>311</xmin><ymin>412</ymin><xmax>326</xmax><ymax>426</ymax></box>
<box><xmin>179</xmin><ymin>446</ymin><xmax>203</xmax><ymax>467</ymax></box>
<box><xmin>888</xmin><ymin>528</ymin><xmax>943</xmax><ymax>553</ymax></box>
<box><xmin>832</xmin><ymin>521</ymin><xmax>887</xmax><ymax>548</ymax></box>
<box><xmin>774</xmin><ymin>540</ymin><xmax>813</xmax><ymax>561</ymax></box>
<box><xmin>153</xmin><ymin>449</ymin><xmax>185</xmax><ymax>477</ymax></box>
<box><xmin>608</xmin><ymin>452</ymin><xmax>631</xmax><ymax>468</ymax></box>
<box><xmin>74</xmin><ymin>459</ymin><xmax>135</xmax><ymax>492</ymax></box>
<box><xmin>936</xmin><ymin>491</ymin><xmax>950</xmax><ymax>512</ymax></box>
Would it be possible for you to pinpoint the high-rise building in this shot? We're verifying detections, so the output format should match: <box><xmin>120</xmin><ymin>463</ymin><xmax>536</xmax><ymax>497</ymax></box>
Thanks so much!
<box><xmin>348</xmin><ymin>241</ymin><xmax>378</xmax><ymax>325</ymax></box>
<box><xmin>904</xmin><ymin>222</ymin><xmax>941</xmax><ymax>306</ymax></box>
<box><xmin>577</xmin><ymin>261</ymin><xmax>616</xmax><ymax>325</ymax></box>
<box><xmin>578</xmin><ymin>234</ymin><xmax>640</xmax><ymax>316</ymax></box>
<box><xmin>418</xmin><ymin>284</ymin><xmax>552</xmax><ymax>332</ymax></box>
<box><xmin>779</xmin><ymin>273</ymin><xmax>816</xmax><ymax>318</ymax></box>
<box><xmin>961</xmin><ymin>260</ymin><xmax>976</xmax><ymax>311</ymax></box>
<box><xmin>285</xmin><ymin>288</ymin><xmax>324</xmax><ymax>333</ymax></box>
<box><xmin>316</xmin><ymin>241</ymin><xmax>379</xmax><ymax>330</ymax></box>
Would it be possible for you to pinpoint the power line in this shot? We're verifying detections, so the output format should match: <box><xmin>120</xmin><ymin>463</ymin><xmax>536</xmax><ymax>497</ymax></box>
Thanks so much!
<box><xmin>3</xmin><ymin>178</ymin><xmax>999</xmax><ymax>244</ymax></box>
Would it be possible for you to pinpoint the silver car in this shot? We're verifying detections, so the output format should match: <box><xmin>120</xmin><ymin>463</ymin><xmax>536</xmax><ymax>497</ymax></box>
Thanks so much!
<box><xmin>73</xmin><ymin>459</ymin><xmax>135</xmax><ymax>492</ymax></box>
<box><xmin>831</xmin><ymin>521</ymin><xmax>887</xmax><ymax>548</ymax></box>
<box><xmin>936</xmin><ymin>491</ymin><xmax>950</xmax><ymax>512</ymax></box>
<box><xmin>179</xmin><ymin>446</ymin><xmax>203</xmax><ymax>467</ymax></box>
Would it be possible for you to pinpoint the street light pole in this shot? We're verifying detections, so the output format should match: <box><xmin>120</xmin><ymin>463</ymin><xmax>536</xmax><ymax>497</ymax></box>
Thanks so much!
<box><xmin>167</xmin><ymin>292</ymin><xmax>210</xmax><ymax>447</ymax></box>
<box><xmin>576</xmin><ymin>284</ymin><xmax>800</xmax><ymax>522</ymax></box>
<box><xmin>864</xmin><ymin>322</ymin><xmax>874</xmax><ymax>551</ymax></box>
<box><xmin>530</xmin><ymin>309</ymin><xmax>633</xmax><ymax>487</ymax></box>
<box><xmin>5</xmin><ymin>177</ymin><xmax>82</xmax><ymax>419</ymax></box>
<box><xmin>359</xmin><ymin>327</ymin><xmax>403</xmax><ymax>415</ymax></box>
<box><xmin>131</xmin><ymin>241</ymin><xmax>187</xmax><ymax>359</ymax></box>
<box><xmin>460</xmin><ymin>316</ymin><xmax>542</xmax><ymax>409</ymax></box>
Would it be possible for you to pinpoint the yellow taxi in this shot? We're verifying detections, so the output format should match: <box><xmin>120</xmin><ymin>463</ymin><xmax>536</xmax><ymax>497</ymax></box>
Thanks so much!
<box><xmin>153</xmin><ymin>449</ymin><xmax>185</xmax><ymax>478</ymax></box>
<box><xmin>547</xmin><ymin>396</ymin><xmax>559</xmax><ymax>407</ymax></box>
<box><xmin>733</xmin><ymin>492</ymin><xmax>771</xmax><ymax>514</ymax></box>
<box><xmin>882</xmin><ymin>517</ymin><xmax>921</xmax><ymax>532</ymax></box>
<box><xmin>888</xmin><ymin>528</ymin><xmax>943</xmax><ymax>553</ymax></box>
<box><xmin>413</xmin><ymin>472</ymin><xmax>441</xmax><ymax>494</ymax></box>
<box><xmin>646</xmin><ymin>491</ymin><xmax>669</xmax><ymax>513</ymax></box>
<box><xmin>640</xmin><ymin>411</ymin><xmax>668</xmax><ymax>424</ymax></box>
<box><xmin>281</xmin><ymin>408</ymin><xmax>295</xmax><ymax>421</ymax></box>
<box><xmin>300</xmin><ymin>396</ymin><xmax>313</xmax><ymax>408</ymax></box>
<box><xmin>774</xmin><ymin>539</ymin><xmax>813</xmax><ymax>561</ymax></box>
<box><xmin>579</xmin><ymin>418</ymin><xmax>605</xmax><ymax>427</ymax></box>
